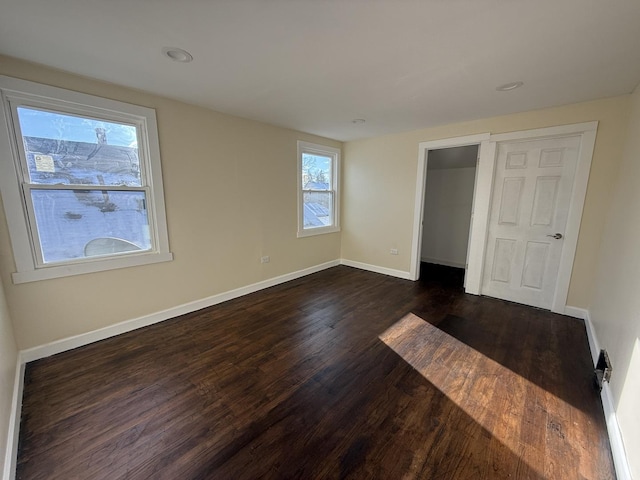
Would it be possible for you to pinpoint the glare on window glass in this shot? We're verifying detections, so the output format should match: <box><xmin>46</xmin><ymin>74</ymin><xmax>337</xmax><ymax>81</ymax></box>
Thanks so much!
<box><xmin>303</xmin><ymin>191</ymin><xmax>333</xmax><ymax>228</ymax></box>
<box><xmin>302</xmin><ymin>153</ymin><xmax>333</xmax><ymax>229</ymax></box>
<box><xmin>17</xmin><ymin>107</ymin><xmax>151</xmax><ymax>264</ymax></box>
<box><xmin>17</xmin><ymin>107</ymin><xmax>141</xmax><ymax>186</ymax></box>
<box><xmin>301</xmin><ymin>153</ymin><xmax>331</xmax><ymax>190</ymax></box>
<box><xmin>31</xmin><ymin>189</ymin><xmax>151</xmax><ymax>263</ymax></box>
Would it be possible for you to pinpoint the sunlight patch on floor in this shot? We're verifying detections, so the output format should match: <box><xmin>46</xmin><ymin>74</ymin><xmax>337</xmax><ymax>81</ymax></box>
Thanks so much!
<box><xmin>379</xmin><ymin>313</ymin><xmax>589</xmax><ymax>479</ymax></box>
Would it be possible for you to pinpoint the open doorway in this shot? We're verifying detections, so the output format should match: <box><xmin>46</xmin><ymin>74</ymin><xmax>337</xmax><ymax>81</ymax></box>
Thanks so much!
<box><xmin>420</xmin><ymin>144</ymin><xmax>479</xmax><ymax>286</ymax></box>
<box><xmin>409</xmin><ymin>133</ymin><xmax>490</xmax><ymax>292</ymax></box>
<box><xmin>410</xmin><ymin>124</ymin><xmax>597</xmax><ymax>313</ymax></box>
<box><xmin>409</xmin><ymin>133</ymin><xmax>495</xmax><ymax>295</ymax></box>
<box><xmin>420</xmin><ymin>145</ymin><xmax>478</xmax><ymax>287</ymax></box>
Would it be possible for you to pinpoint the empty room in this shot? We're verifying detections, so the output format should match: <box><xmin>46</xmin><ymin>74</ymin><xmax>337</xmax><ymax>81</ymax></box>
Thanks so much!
<box><xmin>1</xmin><ymin>1</ymin><xmax>639</xmax><ymax>479</ymax></box>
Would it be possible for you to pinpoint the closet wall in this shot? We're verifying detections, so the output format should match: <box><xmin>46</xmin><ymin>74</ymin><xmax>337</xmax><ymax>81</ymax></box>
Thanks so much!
<box><xmin>421</xmin><ymin>146</ymin><xmax>477</xmax><ymax>268</ymax></box>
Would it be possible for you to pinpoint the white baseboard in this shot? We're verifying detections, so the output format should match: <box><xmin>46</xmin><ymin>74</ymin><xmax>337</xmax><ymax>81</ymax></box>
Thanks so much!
<box><xmin>581</xmin><ymin>308</ymin><xmax>601</xmax><ymax>367</ymax></box>
<box><xmin>601</xmin><ymin>382</ymin><xmax>633</xmax><ymax>480</ymax></box>
<box><xmin>563</xmin><ymin>306</ymin><xmax>599</xmax><ymax>365</ymax></box>
<box><xmin>563</xmin><ymin>305</ymin><xmax>587</xmax><ymax>319</ymax></box>
<box><xmin>5</xmin><ymin>260</ymin><xmax>341</xmax><ymax>480</ymax></box>
<box><xmin>20</xmin><ymin>260</ymin><xmax>340</xmax><ymax>363</ymax></box>
<box><xmin>20</xmin><ymin>258</ymin><xmax>411</xmax><ymax>363</ymax></box>
<box><xmin>339</xmin><ymin>259</ymin><xmax>411</xmax><ymax>280</ymax></box>
<box><xmin>420</xmin><ymin>257</ymin><xmax>466</xmax><ymax>269</ymax></box>
<box><xmin>10</xmin><ymin>266</ymin><xmax>629</xmax><ymax>480</ymax></box>
<box><xmin>583</xmin><ymin>310</ymin><xmax>632</xmax><ymax>480</ymax></box>
<box><xmin>3</xmin><ymin>358</ymin><xmax>24</xmax><ymax>480</ymax></box>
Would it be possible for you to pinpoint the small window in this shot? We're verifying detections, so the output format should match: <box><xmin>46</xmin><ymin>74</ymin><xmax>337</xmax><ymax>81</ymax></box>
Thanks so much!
<box><xmin>0</xmin><ymin>76</ymin><xmax>172</xmax><ymax>283</ymax></box>
<box><xmin>297</xmin><ymin>141</ymin><xmax>340</xmax><ymax>237</ymax></box>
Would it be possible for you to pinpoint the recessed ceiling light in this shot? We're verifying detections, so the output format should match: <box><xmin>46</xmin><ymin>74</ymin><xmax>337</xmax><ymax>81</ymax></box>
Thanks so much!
<box><xmin>352</xmin><ymin>118</ymin><xmax>366</xmax><ymax>124</ymax></box>
<box><xmin>496</xmin><ymin>81</ymin><xmax>524</xmax><ymax>92</ymax></box>
<box><xmin>162</xmin><ymin>47</ymin><xmax>193</xmax><ymax>63</ymax></box>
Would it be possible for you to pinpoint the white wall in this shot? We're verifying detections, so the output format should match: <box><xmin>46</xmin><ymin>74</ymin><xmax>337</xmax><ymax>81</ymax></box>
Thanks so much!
<box><xmin>589</xmin><ymin>84</ymin><xmax>640</xmax><ymax>479</ymax></box>
<box><xmin>0</xmin><ymin>274</ymin><xmax>18</xmax><ymax>478</ymax></box>
<box><xmin>421</xmin><ymin>167</ymin><xmax>476</xmax><ymax>267</ymax></box>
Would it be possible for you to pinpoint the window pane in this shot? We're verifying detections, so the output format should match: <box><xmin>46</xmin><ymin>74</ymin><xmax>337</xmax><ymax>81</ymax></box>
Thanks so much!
<box><xmin>17</xmin><ymin>107</ymin><xmax>141</xmax><ymax>186</ymax></box>
<box><xmin>303</xmin><ymin>191</ymin><xmax>333</xmax><ymax>228</ymax></box>
<box><xmin>31</xmin><ymin>189</ymin><xmax>151</xmax><ymax>263</ymax></box>
<box><xmin>301</xmin><ymin>153</ymin><xmax>332</xmax><ymax>190</ymax></box>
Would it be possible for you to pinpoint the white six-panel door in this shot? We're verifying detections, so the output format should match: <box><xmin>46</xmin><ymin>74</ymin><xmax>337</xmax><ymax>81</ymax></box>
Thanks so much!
<box><xmin>481</xmin><ymin>135</ymin><xmax>581</xmax><ymax>309</ymax></box>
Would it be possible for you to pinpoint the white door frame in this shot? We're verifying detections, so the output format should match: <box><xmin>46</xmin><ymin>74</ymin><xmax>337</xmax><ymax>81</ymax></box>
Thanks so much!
<box><xmin>410</xmin><ymin>122</ymin><xmax>598</xmax><ymax>314</ymax></box>
<box><xmin>409</xmin><ymin>133</ymin><xmax>490</xmax><ymax>289</ymax></box>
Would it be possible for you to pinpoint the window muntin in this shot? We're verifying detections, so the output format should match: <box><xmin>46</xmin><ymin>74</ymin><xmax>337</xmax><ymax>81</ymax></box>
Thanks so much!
<box><xmin>0</xmin><ymin>76</ymin><xmax>172</xmax><ymax>282</ymax></box>
<box><xmin>297</xmin><ymin>142</ymin><xmax>340</xmax><ymax>237</ymax></box>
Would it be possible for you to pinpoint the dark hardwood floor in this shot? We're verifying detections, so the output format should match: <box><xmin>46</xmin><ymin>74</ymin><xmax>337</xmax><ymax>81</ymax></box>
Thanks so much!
<box><xmin>17</xmin><ymin>264</ymin><xmax>615</xmax><ymax>479</ymax></box>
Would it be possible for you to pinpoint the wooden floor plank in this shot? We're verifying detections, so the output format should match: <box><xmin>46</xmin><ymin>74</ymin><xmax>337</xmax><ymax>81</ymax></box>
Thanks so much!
<box><xmin>17</xmin><ymin>264</ymin><xmax>615</xmax><ymax>479</ymax></box>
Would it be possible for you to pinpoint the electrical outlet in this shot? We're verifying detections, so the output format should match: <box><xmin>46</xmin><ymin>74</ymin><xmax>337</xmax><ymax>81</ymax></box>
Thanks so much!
<box><xmin>390</xmin><ymin>248</ymin><xmax>398</xmax><ymax>255</ymax></box>
<box><xmin>261</xmin><ymin>256</ymin><xmax>270</xmax><ymax>264</ymax></box>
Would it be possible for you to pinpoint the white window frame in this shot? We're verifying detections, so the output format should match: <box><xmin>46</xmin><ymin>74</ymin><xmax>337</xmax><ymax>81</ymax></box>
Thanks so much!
<box><xmin>0</xmin><ymin>76</ymin><xmax>172</xmax><ymax>283</ymax></box>
<box><xmin>297</xmin><ymin>141</ymin><xmax>340</xmax><ymax>237</ymax></box>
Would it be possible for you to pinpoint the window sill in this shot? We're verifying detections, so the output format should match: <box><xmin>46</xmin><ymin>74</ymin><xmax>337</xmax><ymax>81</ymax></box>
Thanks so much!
<box><xmin>12</xmin><ymin>251</ymin><xmax>174</xmax><ymax>284</ymax></box>
<box><xmin>297</xmin><ymin>226</ymin><xmax>341</xmax><ymax>238</ymax></box>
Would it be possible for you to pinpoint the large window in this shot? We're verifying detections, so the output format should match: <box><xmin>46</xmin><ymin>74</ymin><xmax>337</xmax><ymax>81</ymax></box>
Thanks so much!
<box><xmin>0</xmin><ymin>76</ymin><xmax>172</xmax><ymax>283</ymax></box>
<box><xmin>297</xmin><ymin>141</ymin><xmax>340</xmax><ymax>237</ymax></box>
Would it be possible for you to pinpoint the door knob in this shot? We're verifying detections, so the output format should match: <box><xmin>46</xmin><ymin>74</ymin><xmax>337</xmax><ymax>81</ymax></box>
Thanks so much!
<box><xmin>547</xmin><ymin>233</ymin><xmax>563</xmax><ymax>239</ymax></box>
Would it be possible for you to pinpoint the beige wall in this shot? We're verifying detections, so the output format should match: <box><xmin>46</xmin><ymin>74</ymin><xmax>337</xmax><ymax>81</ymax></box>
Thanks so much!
<box><xmin>1</xmin><ymin>51</ymin><xmax>637</xmax><ymax>478</ymax></box>
<box><xmin>0</xmin><ymin>274</ymin><xmax>18</xmax><ymax>477</ymax></box>
<box><xmin>589</xmin><ymin>85</ymin><xmax>640</xmax><ymax>479</ymax></box>
<box><xmin>342</xmin><ymin>96</ymin><xmax>630</xmax><ymax>308</ymax></box>
<box><xmin>0</xmin><ymin>56</ymin><xmax>342</xmax><ymax>349</ymax></box>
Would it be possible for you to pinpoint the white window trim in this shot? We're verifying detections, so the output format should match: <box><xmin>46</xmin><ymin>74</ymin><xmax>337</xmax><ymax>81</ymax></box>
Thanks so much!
<box><xmin>297</xmin><ymin>141</ymin><xmax>340</xmax><ymax>238</ymax></box>
<box><xmin>0</xmin><ymin>76</ymin><xmax>173</xmax><ymax>283</ymax></box>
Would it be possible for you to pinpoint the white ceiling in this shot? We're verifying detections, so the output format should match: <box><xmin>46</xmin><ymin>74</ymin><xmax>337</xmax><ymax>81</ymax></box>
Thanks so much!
<box><xmin>1</xmin><ymin>0</ymin><xmax>639</xmax><ymax>142</ymax></box>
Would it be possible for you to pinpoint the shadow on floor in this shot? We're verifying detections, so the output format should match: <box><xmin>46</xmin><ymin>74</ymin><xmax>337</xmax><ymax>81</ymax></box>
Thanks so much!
<box><xmin>416</xmin><ymin>263</ymin><xmax>601</xmax><ymax>414</ymax></box>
